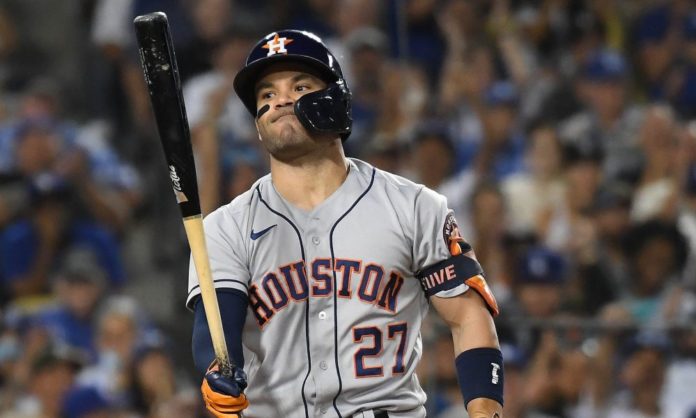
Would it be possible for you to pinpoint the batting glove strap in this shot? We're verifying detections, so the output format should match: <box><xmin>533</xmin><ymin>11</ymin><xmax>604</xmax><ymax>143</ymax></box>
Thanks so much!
<box><xmin>206</xmin><ymin>368</ymin><xmax>248</xmax><ymax>395</ymax></box>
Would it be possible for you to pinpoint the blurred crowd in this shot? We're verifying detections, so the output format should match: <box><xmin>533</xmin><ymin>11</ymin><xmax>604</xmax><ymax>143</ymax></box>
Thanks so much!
<box><xmin>1</xmin><ymin>0</ymin><xmax>696</xmax><ymax>417</ymax></box>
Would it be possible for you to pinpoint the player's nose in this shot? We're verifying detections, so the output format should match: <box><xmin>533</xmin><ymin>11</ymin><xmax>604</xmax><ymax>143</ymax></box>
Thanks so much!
<box><xmin>273</xmin><ymin>88</ymin><xmax>295</xmax><ymax>109</ymax></box>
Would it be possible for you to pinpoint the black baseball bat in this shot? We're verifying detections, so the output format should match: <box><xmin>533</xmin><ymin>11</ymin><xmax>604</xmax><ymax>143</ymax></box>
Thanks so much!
<box><xmin>133</xmin><ymin>11</ymin><xmax>234</xmax><ymax>377</ymax></box>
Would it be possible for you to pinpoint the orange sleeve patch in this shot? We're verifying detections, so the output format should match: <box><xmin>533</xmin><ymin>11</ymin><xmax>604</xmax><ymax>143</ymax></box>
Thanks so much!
<box><xmin>465</xmin><ymin>275</ymin><xmax>500</xmax><ymax>317</ymax></box>
<box><xmin>449</xmin><ymin>237</ymin><xmax>463</xmax><ymax>256</ymax></box>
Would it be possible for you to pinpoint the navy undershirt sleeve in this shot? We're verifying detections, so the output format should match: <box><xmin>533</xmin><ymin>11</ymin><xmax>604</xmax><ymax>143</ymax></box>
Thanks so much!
<box><xmin>192</xmin><ymin>289</ymin><xmax>248</xmax><ymax>376</ymax></box>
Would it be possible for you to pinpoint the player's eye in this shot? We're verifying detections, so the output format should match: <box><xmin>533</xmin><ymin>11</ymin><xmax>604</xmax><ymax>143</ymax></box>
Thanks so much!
<box><xmin>295</xmin><ymin>84</ymin><xmax>311</xmax><ymax>92</ymax></box>
<box><xmin>259</xmin><ymin>91</ymin><xmax>274</xmax><ymax>100</ymax></box>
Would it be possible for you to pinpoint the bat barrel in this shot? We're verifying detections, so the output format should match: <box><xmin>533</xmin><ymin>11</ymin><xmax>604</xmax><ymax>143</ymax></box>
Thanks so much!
<box><xmin>134</xmin><ymin>12</ymin><xmax>201</xmax><ymax>219</ymax></box>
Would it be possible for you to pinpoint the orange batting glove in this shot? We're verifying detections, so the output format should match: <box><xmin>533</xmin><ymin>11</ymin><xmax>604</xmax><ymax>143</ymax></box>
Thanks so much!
<box><xmin>201</xmin><ymin>361</ymin><xmax>249</xmax><ymax>417</ymax></box>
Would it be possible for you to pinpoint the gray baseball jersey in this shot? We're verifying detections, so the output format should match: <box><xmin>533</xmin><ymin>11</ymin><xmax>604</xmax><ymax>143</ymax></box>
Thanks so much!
<box><xmin>187</xmin><ymin>158</ymin><xmax>487</xmax><ymax>418</ymax></box>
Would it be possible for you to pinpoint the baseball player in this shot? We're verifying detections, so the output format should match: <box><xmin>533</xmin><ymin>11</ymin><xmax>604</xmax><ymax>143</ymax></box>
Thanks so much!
<box><xmin>188</xmin><ymin>30</ymin><xmax>504</xmax><ymax>418</ymax></box>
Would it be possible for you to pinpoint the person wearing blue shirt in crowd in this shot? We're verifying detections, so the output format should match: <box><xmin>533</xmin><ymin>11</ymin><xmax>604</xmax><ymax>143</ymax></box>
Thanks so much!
<box><xmin>476</xmin><ymin>80</ymin><xmax>526</xmax><ymax>180</ymax></box>
<box><xmin>0</xmin><ymin>81</ymin><xmax>139</xmax><ymax>300</ymax></box>
<box><xmin>61</xmin><ymin>385</ymin><xmax>113</xmax><ymax>418</ymax></box>
<box><xmin>30</xmin><ymin>248</ymin><xmax>109</xmax><ymax>361</ymax></box>
<box><xmin>452</xmin><ymin>80</ymin><xmax>526</xmax><ymax>179</ymax></box>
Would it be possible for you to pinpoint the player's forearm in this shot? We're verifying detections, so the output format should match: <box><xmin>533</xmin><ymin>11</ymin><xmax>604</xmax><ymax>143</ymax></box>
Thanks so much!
<box><xmin>437</xmin><ymin>292</ymin><xmax>504</xmax><ymax>410</ymax></box>
<box><xmin>466</xmin><ymin>397</ymin><xmax>503</xmax><ymax>418</ymax></box>
<box><xmin>448</xmin><ymin>292</ymin><xmax>500</xmax><ymax>354</ymax></box>
<box><xmin>192</xmin><ymin>290</ymin><xmax>248</xmax><ymax>375</ymax></box>
<box><xmin>451</xmin><ymin>316</ymin><xmax>500</xmax><ymax>354</ymax></box>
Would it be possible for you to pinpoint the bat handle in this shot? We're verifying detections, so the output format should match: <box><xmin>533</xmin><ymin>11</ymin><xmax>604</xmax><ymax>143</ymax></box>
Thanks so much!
<box><xmin>217</xmin><ymin>356</ymin><xmax>234</xmax><ymax>377</ymax></box>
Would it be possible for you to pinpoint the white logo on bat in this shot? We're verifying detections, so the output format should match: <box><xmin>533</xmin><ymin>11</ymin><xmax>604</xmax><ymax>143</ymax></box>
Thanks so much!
<box><xmin>169</xmin><ymin>165</ymin><xmax>188</xmax><ymax>203</ymax></box>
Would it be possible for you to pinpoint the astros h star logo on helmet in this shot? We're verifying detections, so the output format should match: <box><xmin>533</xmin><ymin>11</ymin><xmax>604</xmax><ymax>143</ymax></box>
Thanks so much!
<box><xmin>263</xmin><ymin>33</ymin><xmax>294</xmax><ymax>56</ymax></box>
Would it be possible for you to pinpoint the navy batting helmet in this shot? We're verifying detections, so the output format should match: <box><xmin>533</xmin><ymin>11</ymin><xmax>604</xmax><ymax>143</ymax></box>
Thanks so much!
<box><xmin>233</xmin><ymin>30</ymin><xmax>352</xmax><ymax>140</ymax></box>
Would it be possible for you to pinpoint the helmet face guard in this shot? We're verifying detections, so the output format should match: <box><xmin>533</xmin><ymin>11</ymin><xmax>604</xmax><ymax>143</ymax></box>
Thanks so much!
<box><xmin>294</xmin><ymin>80</ymin><xmax>352</xmax><ymax>138</ymax></box>
<box><xmin>233</xmin><ymin>30</ymin><xmax>352</xmax><ymax>140</ymax></box>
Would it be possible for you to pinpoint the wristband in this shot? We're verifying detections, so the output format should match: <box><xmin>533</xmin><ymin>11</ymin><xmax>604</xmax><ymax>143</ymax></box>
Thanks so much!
<box><xmin>455</xmin><ymin>347</ymin><xmax>504</xmax><ymax>406</ymax></box>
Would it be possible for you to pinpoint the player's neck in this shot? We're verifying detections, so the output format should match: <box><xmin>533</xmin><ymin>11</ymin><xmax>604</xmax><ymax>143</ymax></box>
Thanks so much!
<box><xmin>270</xmin><ymin>146</ymin><xmax>349</xmax><ymax>211</ymax></box>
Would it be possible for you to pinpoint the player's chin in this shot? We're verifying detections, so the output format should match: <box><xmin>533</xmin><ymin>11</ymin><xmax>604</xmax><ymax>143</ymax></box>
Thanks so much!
<box><xmin>268</xmin><ymin>141</ymin><xmax>315</xmax><ymax>162</ymax></box>
<box><xmin>262</xmin><ymin>129</ymin><xmax>307</xmax><ymax>155</ymax></box>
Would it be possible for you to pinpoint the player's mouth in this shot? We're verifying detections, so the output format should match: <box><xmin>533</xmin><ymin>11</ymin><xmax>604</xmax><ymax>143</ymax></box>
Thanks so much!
<box><xmin>272</xmin><ymin>111</ymin><xmax>296</xmax><ymax>123</ymax></box>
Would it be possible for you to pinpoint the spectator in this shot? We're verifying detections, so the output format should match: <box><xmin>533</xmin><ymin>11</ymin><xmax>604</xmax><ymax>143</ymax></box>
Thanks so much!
<box><xmin>0</xmin><ymin>83</ymin><xmax>140</xmax><ymax>299</ymax></box>
<box><xmin>502</xmin><ymin>120</ymin><xmax>565</xmax><ymax>237</ymax></box>
<box><xmin>287</xmin><ymin>0</ymin><xmax>337</xmax><ymax>40</ymax></box>
<box><xmin>513</xmin><ymin>246</ymin><xmax>568</xmax><ymax>321</ymax></box>
<box><xmin>182</xmin><ymin>28</ymin><xmax>258</xmax><ymax>213</ymax></box>
<box><xmin>129</xmin><ymin>345</ymin><xmax>200</xmax><ymax>418</ymax></box>
<box><xmin>409</xmin><ymin>125</ymin><xmax>457</xmax><ymax>190</ymax></box>
<box><xmin>177</xmin><ymin>0</ymin><xmax>236</xmax><ymax>81</ymax></box>
<box><xmin>559</xmin><ymin>48</ymin><xmax>644</xmax><ymax>184</ymax></box>
<box><xmin>498</xmin><ymin>245</ymin><xmax>569</xmax><ymax>360</ymax></box>
<box><xmin>523</xmin><ymin>330</ymin><xmax>591</xmax><ymax>418</ymax></box>
<box><xmin>372</xmin><ymin>51</ymin><xmax>429</xmax><ymax>141</ymax></box>
<box><xmin>361</xmin><ymin>136</ymin><xmax>405</xmax><ymax>176</ymax></box>
<box><xmin>473</xmin><ymin>80</ymin><xmax>526</xmax><ymax>180</ymax></box>
<box><xmin>589</xmin><ymin>330</ymin><xmax>672</xmax><ymax>418</ymax></box>
<box><xmin>325</xmin><ymin>1</ymin><xmax>384</xmax><ymax>82</ymax></box>
<box><xmin>341</xmin><ymin>27</ymin><xmax>390</xmax><ymax>151</ymax></box>
<box><xmin>0</xmin><ymin>0</ymin><xmax>89</xmax><ymax>112</ymax></box>
<box><xmin>438</xmin><ymin>42</ymin><xmax>494</xmax><ymax>170</ymax></box>
<box><xmin>0</xmin><ymin>344</ymin><xmax>83</xmax><ymax>418</ymax></box>
<box><xmin>223</xmin><ymin>149</ymin><xmax>265</xmax><ymax>202</ymax></box>
<box><xmin>466</xmin><ymin>182</ymin><xmax>509</xmax><ymax>297</ymax></box>
<box><xmin>61</xmin><ymin>386</ymin><xmax>114</xmax><ymax>418</ymax></box>
<box><xmin>343</xmin><ymin>27</ymin><xmax>430</xmax><ymax>152</ymax></box>
<box><xmin>29</xmin><ymin>247</ymin><xmax>110</xmax><ymax>361</ymax></box>
<box><xmin>631</xmin><ymin>105</ymin><xmax>682</xmax><ymax>222</ymax></box>
<box><xmin>665</xmin><ymin>11</ymin><xmax>696</xmax><ymax>119</ymax></box>
<box><xmin>607</xmin><ymin>220</ymin><xmax>690</xmax><ymax>325</ymax></box>
<box><xmin>77</xmin><ymin>296</ymin><xmax>159</xmax><ymax>407</ymax></box>
<box><xmin>570</xmin><ymin>181</ymin><xmax>632</xmax><ymax>315</ymax></box>
<box><xmin>385</xmin><ymin>0</ymin><xmax>446</xmax><ymax>83</ymax></box>
<box><xmin>544</xmin><ymin>142</ymin><xmax>603</xmax><ymax>253</ymax></box>
<box><xmin>632</xmin><ymin>2</ymin><xmax>682</xmax><ymax>102</ymax></box>
<box><xmin>662</xmin><ymin>327</ymin><xmax>696</xmax><ymax>418</ymax></box>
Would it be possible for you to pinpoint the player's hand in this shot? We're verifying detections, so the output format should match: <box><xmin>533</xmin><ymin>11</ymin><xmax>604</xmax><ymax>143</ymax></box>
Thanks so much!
<box><xmin>201</xmin><ymin>360</ymin><xmax>249</xmax><ymax>417</ymax></box>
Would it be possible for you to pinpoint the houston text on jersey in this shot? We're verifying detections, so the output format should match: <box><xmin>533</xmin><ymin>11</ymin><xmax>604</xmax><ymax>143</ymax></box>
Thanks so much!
<box><xmin>248</xmin><ymin>258</ymin><xmax>405</xmax><ymax>327</ymax></box>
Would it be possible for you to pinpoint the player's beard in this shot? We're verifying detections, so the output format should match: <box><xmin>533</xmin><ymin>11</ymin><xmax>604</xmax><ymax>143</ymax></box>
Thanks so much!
<box><xmin>257</xmin><ymin>112</ymin><xmax>330</xmax><ymax>162</ymax></box>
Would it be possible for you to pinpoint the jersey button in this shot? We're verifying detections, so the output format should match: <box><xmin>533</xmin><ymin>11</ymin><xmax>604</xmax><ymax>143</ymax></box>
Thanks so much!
<box><xmin>318</xmin><ymin>311</ymin><xmax>327</xmax><ymax>320</ymax></box>
<box><xmin>319</xmin><ymin>361</ymin><xmax>328</xmax><ymax>370</ymax></box>
<box><xmin>311</xmin><ymin>236</ymin><xmax>320</xmax><ymax>245</ymax></box>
